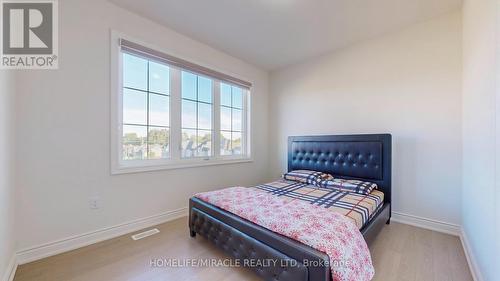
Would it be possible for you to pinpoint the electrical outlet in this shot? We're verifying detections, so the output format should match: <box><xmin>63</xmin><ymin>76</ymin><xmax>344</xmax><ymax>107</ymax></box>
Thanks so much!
<box><xmin>89</xmin><ymin>196</ymin><xmax>101</xmax><ymax>210</ymax></box>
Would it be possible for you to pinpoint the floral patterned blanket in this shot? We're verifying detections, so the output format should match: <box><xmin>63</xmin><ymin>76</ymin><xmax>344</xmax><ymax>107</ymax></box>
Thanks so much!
<box><xmin>195</xmin><ymin>186</ymin><xmax>375</xmax><ymax>281</ymax></box>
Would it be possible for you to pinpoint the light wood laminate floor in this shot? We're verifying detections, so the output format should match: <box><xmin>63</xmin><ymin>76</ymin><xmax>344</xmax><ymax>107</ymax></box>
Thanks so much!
<box><xmin>13</xmin><ymin>218</ymin><xmax>473</xmax><ymax>281</ymax></box>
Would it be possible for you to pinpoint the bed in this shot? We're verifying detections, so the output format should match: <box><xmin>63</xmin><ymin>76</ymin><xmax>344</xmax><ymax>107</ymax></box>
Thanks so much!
<box><xmin>189</xmin><ymin>134</ymin><xmax>392</xmax><ymax>281</ymax></box>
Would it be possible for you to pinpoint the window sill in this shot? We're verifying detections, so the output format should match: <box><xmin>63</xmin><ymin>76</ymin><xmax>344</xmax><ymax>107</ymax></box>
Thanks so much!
<box><xmin>111</xmin><ymin>157</ymin><xmax>253</xmax><ymax>175</ymax></box>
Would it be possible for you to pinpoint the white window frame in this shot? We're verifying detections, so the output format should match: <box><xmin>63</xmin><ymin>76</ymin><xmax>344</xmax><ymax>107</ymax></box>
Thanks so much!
<box><xmin>110</xmin><ymin>31</ymin><xmax>252</xmax><ymax>174</ymax></box>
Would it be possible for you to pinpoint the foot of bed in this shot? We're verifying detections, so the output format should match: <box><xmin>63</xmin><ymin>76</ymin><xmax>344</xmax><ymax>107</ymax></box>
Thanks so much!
<box><xmin>386</xmin><ymin>218</ymin><xmax>391</xmax><ymax>225</ymax></box>
<box><xmin>190</xmin><ymin>230</ymin><xmax>196</xmax><ymax>238</ymax></box>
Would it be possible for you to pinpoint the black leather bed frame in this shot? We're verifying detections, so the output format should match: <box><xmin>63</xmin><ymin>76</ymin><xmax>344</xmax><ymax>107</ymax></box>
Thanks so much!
<box><xmin>189</xmin><ymin>134</ymin><xmax>392</xmax><ymax>281</ymax></box>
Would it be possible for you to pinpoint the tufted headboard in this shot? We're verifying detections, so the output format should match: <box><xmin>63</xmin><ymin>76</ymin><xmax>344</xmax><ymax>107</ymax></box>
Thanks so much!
<box><xmin>288</xmin><ymin>134</ymin><xmax>392</xmax><ymax>204</ymax></box>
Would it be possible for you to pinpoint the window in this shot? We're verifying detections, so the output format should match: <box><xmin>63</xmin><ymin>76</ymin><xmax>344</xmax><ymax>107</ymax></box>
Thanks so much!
<box><xmin>122</xmin><ymin>54</ymin><xmax>170</xmax><ymax>161</ymax></box>
<box><xmin>220</xmin><ymin>83</ymin><xmax>245</xmax><ymax>156</ymax></box>
<box><xmin>112</xmin><ymin>36</ymin><xmax>251</xmax><ymax>173</ymax></box>
<box><xmin>181</xmin><ymin>72</ymin><xmax>213</xmax><ymax>158</ymax></box>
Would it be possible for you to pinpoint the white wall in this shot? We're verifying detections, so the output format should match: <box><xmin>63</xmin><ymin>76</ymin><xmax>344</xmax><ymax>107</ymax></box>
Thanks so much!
<box><xmin>0</xmin><ymin>70</ymin><xmax>16</xmax><ymax>279</ymax></box>
<box><xmin>269</xmin><ymin>12</ymin><xmax>463</xmax><ymax>225</ymax></box>
<box><xmin>462</xmin><ymin>0</ymin><xmax>499</xmax><ymax>280</ymax></box>
<box><xmin>14</xmin><ymin>0</ymin><xmax>269</xmax><ymax>251</ymax></box>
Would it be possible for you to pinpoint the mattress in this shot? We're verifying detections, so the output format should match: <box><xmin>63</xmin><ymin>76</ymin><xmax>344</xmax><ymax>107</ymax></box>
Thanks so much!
<box><xmin>254</xmin><ymin>179</ymin><xmax>384</xmax><ymax>229</ymax></box>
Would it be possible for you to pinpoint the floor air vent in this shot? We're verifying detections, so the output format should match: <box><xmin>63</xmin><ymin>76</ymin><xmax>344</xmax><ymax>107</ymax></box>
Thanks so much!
<box><xmin>131</xmin><ymin>228</ymin><xmax>160</xmax><ymax>241</ymax></box>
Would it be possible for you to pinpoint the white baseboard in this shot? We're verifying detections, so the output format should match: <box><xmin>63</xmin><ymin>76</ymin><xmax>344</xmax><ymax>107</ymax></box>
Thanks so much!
<box><xmin>11</xmin><ymin>207</ymin><xmax>483</xmax><ymax>281</ymax></box>
<box><xmin>2</xmin><ymin>254</ymin><xmax>17</xmax><ymax>281</ymax></box>
<box><xmin>459</xmin><ymin>228</ymin><xmax>484</xmax><ymax>281</ymax></box>
<box><xmin>16</xmin><ymin>207</ymin><xmax>188</xmax><ymax>265</ymax></box>
<box><xmin>9</xmin><ymin>208</ymin><xmax>485</xmax><ymax>281</ymax></box>
<box><xmin>391</xmin><ymin>211</ymin><xmax>461</xmax><ymax>236</ymax></box>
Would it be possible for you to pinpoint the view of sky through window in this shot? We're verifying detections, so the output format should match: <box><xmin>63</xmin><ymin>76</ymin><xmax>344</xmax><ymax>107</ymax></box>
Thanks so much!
<box><xmin>220</xmin><ymin>83</ymin><xmax>244</xmax><ymax>156</ymax></box>
<box><xmin>181</xmin><ymin>71</ymin><xmax>213</xmax><ymax>158</ymax></box>
<box><xmin>122</xmin><ymin>53</ymin><xmax>170</xmax><ymax>161</ymax></box>
<box><xmin>121</xmin><ymin>51</ymin><xmax>247</xmax><ymax>164</ymax></box>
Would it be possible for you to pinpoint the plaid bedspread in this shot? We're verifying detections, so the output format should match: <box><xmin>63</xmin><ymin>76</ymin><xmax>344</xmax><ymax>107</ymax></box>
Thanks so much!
<box><xmin>254</xmin><ymin>180</ymin><xmax>384</xmax><ymax>229</ymax></box>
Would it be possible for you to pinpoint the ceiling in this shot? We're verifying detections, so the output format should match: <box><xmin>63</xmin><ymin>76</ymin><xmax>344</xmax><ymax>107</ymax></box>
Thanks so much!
<box><xmin>110</xmin><ymin>0</ymin><xmax>462</xmax><ymax>70</ymax></box>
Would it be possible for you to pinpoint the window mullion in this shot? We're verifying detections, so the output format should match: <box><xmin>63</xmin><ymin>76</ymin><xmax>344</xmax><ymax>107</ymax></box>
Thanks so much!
<box><xmin>170</xmin><ymin>68</ymin><xmax>182</xmax><ymax>160</ymax></box>
<box><xmin>213</xmin><ymin>81</ymin><xmax>221</xmax><ymax>159</ymax></box>
<box><xmin>243</xmin><ymin>89</ymin><xmax>249</xmax><ymax>157</ymax></box>
<box><xmin>230</xmin><ymin>87</ymin><xmax>233</xmax><ymax>154</ymax></box>
<box><xmin>146</xmin><ymin>61</ymin><xmax>150</xmax><ymax>160</ymax></box>
<box><xmin>195</xmin><ymin>77</ymin><xmax>199</xmax><ymax>157</ymax></box>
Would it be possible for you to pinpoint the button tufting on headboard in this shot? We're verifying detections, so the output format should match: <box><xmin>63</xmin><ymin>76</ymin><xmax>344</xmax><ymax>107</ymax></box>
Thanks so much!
<box><xmin>289</xmin><ymin>141</ymin><xmax>382</xmax><ymax>180</ymax></box>
<box><xmin>287</xmin><ymin>134</ymin><xmax>392</xmax><ymax>205</ymax></box>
